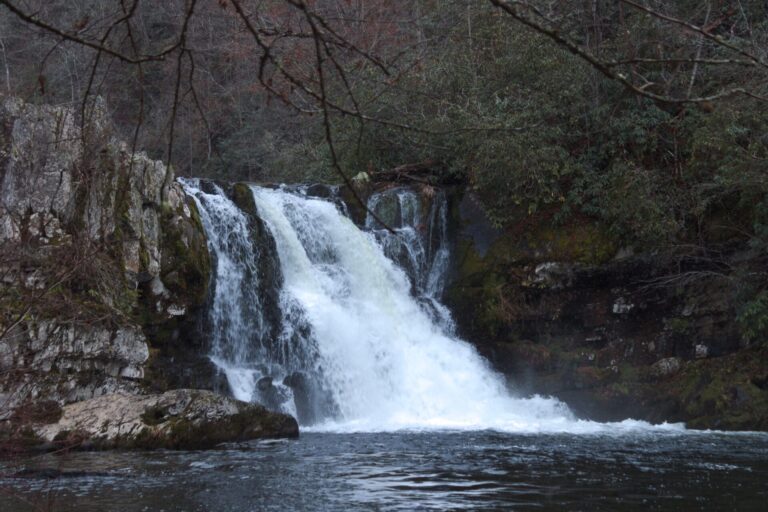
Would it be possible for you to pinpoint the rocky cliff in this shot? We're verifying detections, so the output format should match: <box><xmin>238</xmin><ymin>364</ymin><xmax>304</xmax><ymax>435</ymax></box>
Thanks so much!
<box><xmin>0</xmin><ymin>97</ymin><xmax>296</xmax><ymax>450</ymax></box>
<box><xmin>446</xmin><ymin>191</ymin><xmax>768</xmax><ymax>430</ymax></box>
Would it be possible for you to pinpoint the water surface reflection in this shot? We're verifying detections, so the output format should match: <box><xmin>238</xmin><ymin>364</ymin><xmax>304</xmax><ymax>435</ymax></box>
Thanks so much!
<box><xmin>2</xmin><ymin>431</ymin><xmax>766</xmax><ymax>511</ymax></box>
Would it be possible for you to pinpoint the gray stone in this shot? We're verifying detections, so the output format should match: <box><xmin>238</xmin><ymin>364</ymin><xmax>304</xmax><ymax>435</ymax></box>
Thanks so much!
<box><xmin>528</xmin><ymin>262</ymin><xmax>575</xmax><ymax>289</ymax></box>
<box><xmin>34</xmin><ymin>389</ymin><xmax>298</xmax><ymax>450</ymax></box>
<box><xmin>0</xmin><ymin>322</ymin><xmax>149</xmax><ymax>410</ymax></box>
<box><xmin>0</xmin><ymin>97</ymin><xmax>80</xmax><ymax>226</ymax></box>
<box><xmin>612</xmin><ymin>297</ymin><xmax>634</xmax><ymax>314</ymax></box>
<box><xmin>651</xmin><ymin>357</ymin><xmax>683</xmax><ymax>377</ymax></box>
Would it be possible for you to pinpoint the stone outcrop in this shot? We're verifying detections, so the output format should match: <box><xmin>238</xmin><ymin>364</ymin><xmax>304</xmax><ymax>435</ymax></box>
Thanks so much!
<box><xmin>0</xmin><ymin>322</ymin><xmax>148</xmax><ymax>414</ymax></box>
<box><xmin>0</xmin><ymin>97</ymin><xmax>228</xmax><ymax>439</ymax></box>
<box><xmin>33</xmin><ymin>389</ymin><xmax>298</xmax><ymax>450</ymax></box>
<box><xmin>446</xmin><ymin>191</ymin><xmax>768</xmax><ymax>431</ymax></box>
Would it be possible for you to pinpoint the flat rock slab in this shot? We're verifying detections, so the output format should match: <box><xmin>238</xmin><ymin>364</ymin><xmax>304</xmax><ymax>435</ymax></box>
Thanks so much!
<box><xmin>35</xmin><ymin>389</ymin><xmax>298</xmax><ymax>450</ymax></box>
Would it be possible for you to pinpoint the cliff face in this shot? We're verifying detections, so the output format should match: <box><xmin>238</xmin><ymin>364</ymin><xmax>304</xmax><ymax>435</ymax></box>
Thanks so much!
<box><xmin>446</xmin><ymin>191</ymin><xmax>768</xmax><ymax>430</ymax></box>
<box><xmin>0</xmin><ymin>97</ymin><xmax>214</xmax><ymax>417</ymax></box>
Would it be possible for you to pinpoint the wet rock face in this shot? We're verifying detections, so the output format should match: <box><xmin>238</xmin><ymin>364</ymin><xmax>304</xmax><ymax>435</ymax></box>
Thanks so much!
<box><xmin>34</xmin><ymin>389</ymin><xmax>298</xmax><ymax>450</ymax></box>
<box><xmin>445</xmin><ymin>190</ymin><xmax>768</xmax><ymax>430</ymax></box>
<box><xmin>256</xmin><ymin>376</ymin><xmax>292</xmax><ymax>413</ymax></box>
<box><xmin>0</xmin><ymin>98</ymin><xmax>213</xmax><ymax>411</ymax></box>
<box><xmin>227</xmin><ymin>182</ymin><xmax>284</xmax><ymax>341</ymax></box>
<box><xmin>283</xmin><ymin>372</ymin><xmax>315</xmax><ymax>425</ymax></box>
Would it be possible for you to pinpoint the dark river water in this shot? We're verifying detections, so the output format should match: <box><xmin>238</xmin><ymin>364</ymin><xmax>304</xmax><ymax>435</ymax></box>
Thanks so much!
<box><xmin>1</xmin><ymin>431</ymin><xmax>767</xmax><ymax>511</ymax></box>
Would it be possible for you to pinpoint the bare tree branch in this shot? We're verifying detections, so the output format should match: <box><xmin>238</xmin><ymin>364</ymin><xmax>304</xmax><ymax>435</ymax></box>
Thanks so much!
<box><xmin>487</xmin><ymin>0</ymin><xmax>767</xmax><ymax>104</ymax></box>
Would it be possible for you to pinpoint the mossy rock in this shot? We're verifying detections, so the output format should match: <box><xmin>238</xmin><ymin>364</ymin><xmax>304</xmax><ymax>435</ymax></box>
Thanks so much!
<box><xmin>230</xmin><ymin>182</ymin><xmax>257</xmax><ymax>214</ymax></box>
<box><xmin>466</xmin><ymin>221</ymin><xmax>618</xmax><ymax>271</ymax></box>
<box><xmin>159</xmin><ymin>198</ymin><xmax>211</xmax><ymax>304</ymax></box>
<box><xmin>657</xmin><ymin>348</ymin><xmax>768</xmax><ymax>430</ymax></box>
<box><xmin>338</xmin><ymin>184</ymin><xmax>373</xmax><ymax>226</ymax></box>
<box><xmin>446</xmin><ymin>198</ymin><xmax>618</xmax><ymax>343</ymax></box>
<box><xmin>156</xmin><ymin>408</ymin><xmax>297</xmax><ymax>450</ymax></box>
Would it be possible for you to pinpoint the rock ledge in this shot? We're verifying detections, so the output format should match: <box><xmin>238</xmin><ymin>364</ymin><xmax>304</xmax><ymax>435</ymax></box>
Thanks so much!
<box><xmin>34</xmin><ymin>389</ymin><xmax>298</xmax><ymax>450</ymax></box>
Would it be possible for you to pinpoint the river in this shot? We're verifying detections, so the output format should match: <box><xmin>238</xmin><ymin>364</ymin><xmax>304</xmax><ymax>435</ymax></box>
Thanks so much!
<box><xmin>3</xmin><ymin>430</ymin><xmax>767</xmax><ymax>511</ymax></box>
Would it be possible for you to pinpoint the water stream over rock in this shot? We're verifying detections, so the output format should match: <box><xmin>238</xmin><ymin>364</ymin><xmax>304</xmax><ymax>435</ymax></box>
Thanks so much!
<box><xmin>182</xmin><ymin>181</ymin><xmax>683</xmax><ymax>434</ymax></box>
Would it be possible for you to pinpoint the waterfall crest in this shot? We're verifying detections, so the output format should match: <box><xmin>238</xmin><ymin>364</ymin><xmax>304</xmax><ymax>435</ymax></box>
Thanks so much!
<box><xmin>182</xmin><ymin>181</ymin><xmax>684</xmax><ymax>433</ymax></box>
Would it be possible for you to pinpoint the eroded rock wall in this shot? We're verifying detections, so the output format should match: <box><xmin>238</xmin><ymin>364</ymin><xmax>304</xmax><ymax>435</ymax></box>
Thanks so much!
<box><xmin>0</xmin><ymin>97</ymin><xmax>214</xmax><ymax>416</ymax></box>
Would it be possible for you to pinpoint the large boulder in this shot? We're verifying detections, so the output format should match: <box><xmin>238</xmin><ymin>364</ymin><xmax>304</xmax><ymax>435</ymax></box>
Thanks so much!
<box><xmin>33</xmin><ymin>389</ymin><xmax>298</xmax><ymax>450</ymax></box>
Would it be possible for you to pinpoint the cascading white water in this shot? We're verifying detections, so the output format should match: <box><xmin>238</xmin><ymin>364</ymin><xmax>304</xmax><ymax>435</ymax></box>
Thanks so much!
<box><xmin>180</xmin><ymin>179</ymin><xmax>296</xmax><ymax>412</ymax></box>
<box><xmin>184</xmin><ymin>180</ymin><xmax>684</xmax><ymax>434</ymax></box>
<box><xmin>366</xmin><ymin>188</ymin><xmax>454</xmax><ymax>332</ymax></box>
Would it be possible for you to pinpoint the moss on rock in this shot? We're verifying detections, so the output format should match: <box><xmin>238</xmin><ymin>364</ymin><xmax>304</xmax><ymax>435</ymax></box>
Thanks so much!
<box><xmin>230</xmin><ymin>182</ymin><xmax>258</xmax><ymax>214</ymax></box>
<box><xmin>158</xmin><ymin>198</ymin><xmax>211</xmax><ymax>306</ymax></box>
<box><xmin>656</xmin><ymin>348</ymin><xmax>768</xmax><ymax>430</ymax></box>
<box><xmin>446</xmin><ymin>188</ymin><xmax>767</xmax><ymax>430</ymax></box>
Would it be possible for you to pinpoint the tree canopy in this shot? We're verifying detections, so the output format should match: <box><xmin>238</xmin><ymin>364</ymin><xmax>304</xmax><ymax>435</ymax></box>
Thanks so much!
<box><xmin>1</xmin><ymin>0</ymin><xmax>766</xmax><ymax>246</ymax></box>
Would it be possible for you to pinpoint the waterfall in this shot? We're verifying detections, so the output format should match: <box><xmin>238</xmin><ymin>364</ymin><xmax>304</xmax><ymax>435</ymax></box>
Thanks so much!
<box><xmin>181</xmin><ymin>179</ymin><xmax>297</xmax><ymax>415</ymax></box>
<box><xmin>182</xmin><ymin>181</ymin><xmax>682</xmax><ymax>433</ymax></box>
<box><xmin>366</xmin><ymin>188</ymin><xmax>454</xmax><ymax>332</ymax></box>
